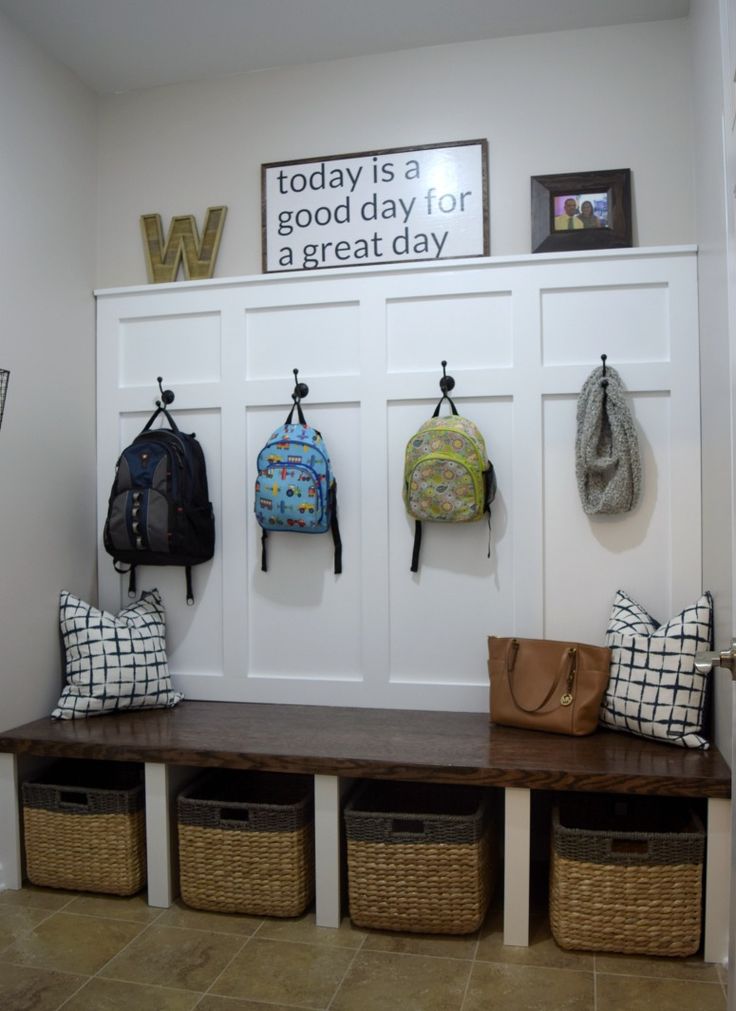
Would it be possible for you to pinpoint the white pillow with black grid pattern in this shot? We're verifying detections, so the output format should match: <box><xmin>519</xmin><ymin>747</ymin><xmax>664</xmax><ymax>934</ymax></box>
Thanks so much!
<box><xmin>52</xmin><ymin>589</ymin><xmax>182</xmax><ymax>719</ymax></box>
<box><xmin>599</xmin><ymin>589</ymin><xmax>713</xmax><ymax>749</ymax></box>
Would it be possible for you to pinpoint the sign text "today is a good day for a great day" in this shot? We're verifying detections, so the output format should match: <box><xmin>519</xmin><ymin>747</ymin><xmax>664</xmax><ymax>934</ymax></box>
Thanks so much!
<box><xmin>261</xmin><ymin>140</ymin><xmax>488</xmax><ymax>273</ymax></box>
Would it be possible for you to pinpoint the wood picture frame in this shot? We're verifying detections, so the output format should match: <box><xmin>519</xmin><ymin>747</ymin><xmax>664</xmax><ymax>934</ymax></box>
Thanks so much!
<box><xmin>531</xmin><ymin>168</ymin><xmax>632</xmax><ymax>253</ymax></box>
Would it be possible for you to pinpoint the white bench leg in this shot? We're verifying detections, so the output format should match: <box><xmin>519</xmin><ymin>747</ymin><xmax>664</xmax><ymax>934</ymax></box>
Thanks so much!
<box><xmin>144</xmin><ymin>763</ymin><xmax>176</xmax><ymax>907</ymax></box>
<box><xmin>314</xmin><ymin>773</ymin><xmax>343</xmax><ymax>927</ymax></box>
<box><xmin>144</xmin><ymin>762</ymin><xmax>197</xmax><ymax>908</ymax></box>
<box><xmin>0</xmin><ymin>753</ymin><xmax>22</xmax><ymax>891</ymax></box>
<box><xmin>503</xmin><ymin>786</ymin><xmax>531</xmax><ymax>946</ymax></box>
<box><xmin>704</xmin><ymin>796</ymin><xmax>730</xmax><ymax>965</ymax></box>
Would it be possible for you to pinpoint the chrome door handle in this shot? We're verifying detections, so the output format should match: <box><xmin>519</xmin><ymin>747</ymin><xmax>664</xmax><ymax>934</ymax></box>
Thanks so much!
<box><xmin>694</xmin><ymin>639</ymin><xmax>736</xmax><ymax>675</ymax></box>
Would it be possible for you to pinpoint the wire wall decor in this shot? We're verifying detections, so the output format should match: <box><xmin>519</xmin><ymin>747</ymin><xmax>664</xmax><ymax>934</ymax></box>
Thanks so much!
<box><xmin>0</xmin><ymin>370</ymin><xmax>9</xmax><ymax>430</ymax></box>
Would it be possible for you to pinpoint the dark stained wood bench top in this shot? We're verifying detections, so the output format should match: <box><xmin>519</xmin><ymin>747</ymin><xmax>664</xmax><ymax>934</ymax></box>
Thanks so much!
<box><xmin>0</xmin><ymin>700</ymin><xmax>730</xmax><ymax>798</ymax></box>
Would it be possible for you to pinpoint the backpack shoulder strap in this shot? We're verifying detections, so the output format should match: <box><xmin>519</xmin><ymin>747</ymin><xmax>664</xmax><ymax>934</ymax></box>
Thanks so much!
<box><xmin>142</xmin><ymin>404</ymin><xmax>180</xmax><ymax>433</ymax></box>
<box><xmin>330</xmin><ymin>483</ymin><xmax>342</xmax><ymax>575</ymax></box>
<box><xmin>410</xmin><ymin>520</ymin><xmax>422</xmax><ymax>573</ymax></box>
<box><xmin>118</xmin><ymin>562</ymin><xmax>195</xmax><ymax>605</ymax></box>
<box><xmin>261</xmin><ymin>528</ymin><xmax>269</xmax><ymax>572</ymax></box>
<box><xmin>285</xmin><ymin>400</ymin><xmax>306</xmax><ymax>426</ymax></box>
<box><xmin>432</xmin><ymin>394</ymin><xmax>458</xmax><ymax>418</ymax></box>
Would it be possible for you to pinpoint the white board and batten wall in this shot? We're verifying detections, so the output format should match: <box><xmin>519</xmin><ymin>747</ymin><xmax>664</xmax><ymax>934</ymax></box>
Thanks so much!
<box><xmin>95</xmin><ymin>246</ymin><xmax>701</xmax><ymax>715</ymax></box>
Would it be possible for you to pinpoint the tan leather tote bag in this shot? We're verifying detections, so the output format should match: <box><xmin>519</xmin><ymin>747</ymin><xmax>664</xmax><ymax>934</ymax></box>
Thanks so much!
<box><xmin>488</xmin><ymin>636</ymin><xmax>611</xmax><ymax>736</ymax></box>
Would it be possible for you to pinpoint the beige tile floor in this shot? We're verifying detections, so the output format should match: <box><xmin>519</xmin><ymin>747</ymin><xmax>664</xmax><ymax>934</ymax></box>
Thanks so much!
<box><xmin>0</xmin><ymin>885</ymin><xmax>727</xmax><ymax>1011</ymax></box>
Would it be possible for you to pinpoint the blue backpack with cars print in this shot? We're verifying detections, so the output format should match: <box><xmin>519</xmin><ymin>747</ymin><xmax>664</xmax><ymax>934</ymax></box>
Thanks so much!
<box><xmin>254</xmin><ymin>398</ymin><xmax>342</xmax><ymax>573</ymax></box>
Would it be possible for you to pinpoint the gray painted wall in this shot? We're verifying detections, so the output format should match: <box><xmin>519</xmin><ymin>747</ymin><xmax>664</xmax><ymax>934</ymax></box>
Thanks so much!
<box><xmin>0</xmin><ymin>11</ymin><xmax>97</xmax><ymax>730</ymax></box>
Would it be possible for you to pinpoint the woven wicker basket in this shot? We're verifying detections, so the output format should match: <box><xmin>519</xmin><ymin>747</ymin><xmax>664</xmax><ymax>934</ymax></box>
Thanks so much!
<box><xmin>550</xmin><ymin>796</ymin><xmax>705</xmax><ymax>957</ymax></box>
<box><xmin>177</xmin><ymin>770</ymin><xmax>314</xmax><ymax>917</ymax></box>
<box><xmin>344</xmin><ymin>780</ymin><xmax>494</xmax><ymax>935</ymax></box>
<box><xmin>22</xmin><ymin>760</ymin><xmax>145</xmax><ymax>896</ymax></box>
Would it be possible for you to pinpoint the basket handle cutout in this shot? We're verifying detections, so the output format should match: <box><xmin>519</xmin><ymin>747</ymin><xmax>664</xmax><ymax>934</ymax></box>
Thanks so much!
<box><xmin>610</xmin><ymin>838</ymin><xmax>649</xmax><ymax>856</ymax></box>
<box><xmin>59</xmin><ymin>791</ymin><xmax>88</xmax><ymax>807</ymax></box>
<box><xmin>391</xmin><ymin>818</ymin><xmax>425</xmax><ymax>835</ymax></box>
<box><xmin>220</xmin><ymin>807</ymin><xmax>250</xmax><ymax>823</ymax></box>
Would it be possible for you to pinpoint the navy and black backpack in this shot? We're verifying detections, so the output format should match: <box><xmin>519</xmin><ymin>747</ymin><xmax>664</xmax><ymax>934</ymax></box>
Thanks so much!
<box><xmin>103</xmin><ymin>381</ymin><xmax>215</xmax><ymax>604</ymax></box>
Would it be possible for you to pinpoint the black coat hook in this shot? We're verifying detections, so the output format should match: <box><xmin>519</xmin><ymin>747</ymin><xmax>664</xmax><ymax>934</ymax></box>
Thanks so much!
<box><xmin>156</xmin><ymin>376</ymin><xmax>175</xmax><ymax>407</ymax></box>
<box><xmin>439</xmin><ymin>360</ymin><xmax>455</xmax><ymax>395</ymax></box>
<box><xmin>292</xmin><ymin>368</ymin><xmax>309</xmax><ymax>403</ymax></box>
<box><xmin>600</xmin><ymin>355</ymin><xmax>608</xmax><ymax>392</ymax></box>
<box><xmin>0</xmin><ymin>368</ymin><xmax>9</xmax><ymax>431</ymax></box>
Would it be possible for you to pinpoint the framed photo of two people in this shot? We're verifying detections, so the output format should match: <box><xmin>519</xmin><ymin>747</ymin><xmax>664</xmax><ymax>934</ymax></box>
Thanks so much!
<box><xmin>531</xmin><ymin>168</ymin><xmax>632</xmax><ymax>253</ymax></box>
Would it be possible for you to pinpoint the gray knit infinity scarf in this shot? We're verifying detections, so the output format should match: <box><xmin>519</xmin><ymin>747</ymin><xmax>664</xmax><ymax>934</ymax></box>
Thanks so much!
<box><xmin>575</xmin><ymin>365</ymin><xmax>641</xmax><ymax>514</ymax></box>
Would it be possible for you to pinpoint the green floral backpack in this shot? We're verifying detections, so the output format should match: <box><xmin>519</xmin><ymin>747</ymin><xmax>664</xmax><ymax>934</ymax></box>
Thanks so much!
<box><xmin>403</xmin><ymin>392</ymin><xmax>496</xmax><ymax>572</ymax></box>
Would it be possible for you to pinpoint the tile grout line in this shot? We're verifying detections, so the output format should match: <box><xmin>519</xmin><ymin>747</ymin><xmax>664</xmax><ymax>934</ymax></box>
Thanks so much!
<box><xmin>356</xmin><ymin>946</ymin><xmax>491</xmax><ymax>965</ymax></box>
<box><xmin>191</xmin><ymin>924</ymin><xmax>257</xmax><ymax>1007</ymax></box>
<box><xmin>0</xmin><ymin>897</ymin><xmax>88</xmax><ymax>1010</ymax></box>
<box><xmin>595</xmin><ymin>968</ymin><xmax>726</xmax><ymax>983</ymax></box>
<box><xmin>52</xmin><ymin>911</ymin><xmax>168</xmax><ymax>1011</ymax></box>
<box><xmin>458</xmin><ymin>928</ymin><xmax>482</xmax><ymax>1011</ymax></box>
<box><xmin>71</xmin><ymin>901</ymin><xmax>169</xmax><ymax>976</ymax></box>
<box><xmin>324</xmin><ymin>920</ymin><xmax>368</xmax><ymax>1010</ymax></box>
<box><xmin>0</xmin><ymin>890</ymin><xmax>170</xmax><ymax>1011</ymax></box>
<box><xmin>193</xmin><ymin>912</ymin><xmax>356</xmax><ymax>1011</ymax></box>
<box><xmin>0</xmin><ymin>892</ymin><xmax>76</xmax><ymax>914</ymax></box>
<box><xmin>593</xmin><ymin>954</ymin><xmax>598</xmax><ymax>1011</ymax></box>
<box><xmin>0</xmin><ymin>899</ymin><xmax>72</xmax><ymax>943</ymax></box>
<box><xmin>53</xmin><ymin>980</ymin><xmax>99</xmax><ymax>1011</ymax></box>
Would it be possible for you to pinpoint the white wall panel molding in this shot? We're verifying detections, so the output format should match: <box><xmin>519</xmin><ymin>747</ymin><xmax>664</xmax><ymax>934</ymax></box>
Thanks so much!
<box><xmin>96</xmin><ymin>247</ymin><xmax>701</xmax><ymax>711</ymax></box>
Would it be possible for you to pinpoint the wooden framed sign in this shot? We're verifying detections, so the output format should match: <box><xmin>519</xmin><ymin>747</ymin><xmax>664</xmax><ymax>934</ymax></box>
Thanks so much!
<box><xmin>261</xmin><ymin>139</ymin><xmax>489</xmax><ymax>273</ymax></box>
